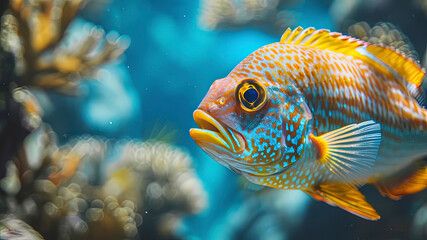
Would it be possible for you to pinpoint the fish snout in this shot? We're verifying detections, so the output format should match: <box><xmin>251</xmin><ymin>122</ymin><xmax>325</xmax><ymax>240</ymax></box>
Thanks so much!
<box><xmin>190</xmin><ymin>109</ymin><xmax>246</xmax><ymax>154</ymax></box>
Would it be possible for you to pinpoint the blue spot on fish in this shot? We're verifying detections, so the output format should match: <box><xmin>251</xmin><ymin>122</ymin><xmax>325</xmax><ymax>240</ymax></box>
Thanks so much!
<box><xmin>292</xmin><ymin>113</ymin><xmax>300</xmax><ymax>123</ymax></box>
<box><xmin>291</xmin><ymin>156</ymin><xmax>296</xmax><ymax>163</ymax></box>
<box><xmin>297</xmin><ymin>144</ymin><xmax>303</xmax><ymax>155</ymax></box>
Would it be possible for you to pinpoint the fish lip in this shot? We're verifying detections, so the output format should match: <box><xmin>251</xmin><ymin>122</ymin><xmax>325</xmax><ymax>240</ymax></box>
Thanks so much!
<box><xmin>190</xmin><ymin>109</ymin><xmax>246</xmax><ymax>154</ymax></box>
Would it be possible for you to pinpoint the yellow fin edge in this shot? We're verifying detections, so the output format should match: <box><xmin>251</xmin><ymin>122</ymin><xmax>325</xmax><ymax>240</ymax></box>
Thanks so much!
<box><xmin>375</xmin><ymin>160</ymin><xmax>427</xmax><ymax>200</ymax></box>
<box><xmin>280</xmin><ymin>27</ymin><xmax>425</xmax><ymax>87</ymax></box>
<box><xmin>305</xmin><ymin>183</ymin><xmax>380</xmax><ymax>220</ymax></box>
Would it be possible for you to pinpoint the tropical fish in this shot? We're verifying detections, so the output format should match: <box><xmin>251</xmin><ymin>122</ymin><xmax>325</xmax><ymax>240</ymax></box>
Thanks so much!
<box><xmin>189</xmin><ymin>27</ymin><xmax>427</xmax><ymax>220</ymax></box>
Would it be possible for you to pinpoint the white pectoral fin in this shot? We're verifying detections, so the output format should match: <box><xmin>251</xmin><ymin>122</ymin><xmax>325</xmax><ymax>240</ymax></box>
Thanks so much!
<box><xmin>310</xmin><ymin>120</ymin><xmax>382</xmax><ymax>185</ymax></box>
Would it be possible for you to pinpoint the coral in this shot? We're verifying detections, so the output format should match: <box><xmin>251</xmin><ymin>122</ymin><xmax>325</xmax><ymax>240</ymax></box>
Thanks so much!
<box><xmin>347</xmin><ymin>21</ymin><xmax>419</xmax><ymax>61</ymax></box>
<box><xmin>0</xmin><ymin>215</ymin><xmax>44</xmax><ymax>239</ymax></box>
<box><xmin>105</xmin><ymin>141</ymin><xmax>208</xmax><ymax>238</ymax></box>
<box><xmin>198</xmin><ymin>0</ymin><xmax>297</xmax><ymax>34</ymax></box>
<box><xmin>0</xmin><ymin>128</ymin><xmax>140</xmax><ymax>239</ymax></box>
<box><xmin>0</xmin><ymin>126</ymin><xmax>207</xmax><ymax>239</ymax></box>
<box><xmin>2</xmin><ymin>0</ymin><xmax>130</xmax><ymax>94</ymax></box>
<box><xmin>0</xmin><ymin>0</ymin><xmax>129</xmax><ymax>177</ymax></box>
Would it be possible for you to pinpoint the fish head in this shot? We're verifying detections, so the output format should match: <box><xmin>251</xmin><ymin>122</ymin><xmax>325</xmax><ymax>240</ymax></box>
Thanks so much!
<box><xmin>190</xmin><ymin>76</ymin><xmax>312</xmax><ymax>177</ymax></box>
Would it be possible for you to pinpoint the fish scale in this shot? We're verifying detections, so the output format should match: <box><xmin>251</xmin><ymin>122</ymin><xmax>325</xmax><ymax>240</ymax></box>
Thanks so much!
<box><xmin>233</xmin><ymin>42</ymin><xmax>427</xmax><ymax>138</ymax></box>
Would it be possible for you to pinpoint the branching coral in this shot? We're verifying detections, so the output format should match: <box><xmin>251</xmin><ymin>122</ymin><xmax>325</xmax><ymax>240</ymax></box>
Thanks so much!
<box><xmin>1</xmin><ymin>128</ymin><xmax>140</xmax><ymax>239</ymax></box>
<box><xmin>2</xmin><ymin>0</ymin><xmax>130</xmax><ymax>94</ymax></box>
<box><xmin>0</xmin><ymin>0</ymin><xmax>129</xmax><ymax>177</ymax></box>
<box><xmin>0</xmin><ymin>130</ymin><xmax>207</xmax><ymax>240</ymax></box>
<box><xmin>105</xmin><ymin>141</ymin><xmax>208</xmax><ymax>238</ymax></box>
<box><xmin>198</xmin><ymin>0</ymin><xmax>297</xmax><ymax>34</ymax></box>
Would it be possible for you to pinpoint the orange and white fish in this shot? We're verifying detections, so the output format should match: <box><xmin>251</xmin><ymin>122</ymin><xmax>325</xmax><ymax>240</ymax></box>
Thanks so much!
<box><xmin>189</xmin><ymin>27</ymin><xmax>427</xmax><ymax>220</ymax></box>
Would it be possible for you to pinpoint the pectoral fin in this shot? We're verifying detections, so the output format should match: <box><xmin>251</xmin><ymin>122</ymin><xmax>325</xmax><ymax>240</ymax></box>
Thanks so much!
<box><xmin>309</xmin><ymin>120</ymin><xmax>382</xmax><ymax>185</ymax></box>
<box><xmin>304</xmin><ymin>183</ymin><xmax>380</xmax><ymax>220</ymax></box>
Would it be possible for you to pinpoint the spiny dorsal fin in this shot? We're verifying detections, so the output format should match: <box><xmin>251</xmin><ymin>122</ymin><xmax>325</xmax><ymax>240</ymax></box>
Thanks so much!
<box><xmin>280</xmin><ymin>27</ymin><xmax>426</xmax><ymax>89</ymax></box>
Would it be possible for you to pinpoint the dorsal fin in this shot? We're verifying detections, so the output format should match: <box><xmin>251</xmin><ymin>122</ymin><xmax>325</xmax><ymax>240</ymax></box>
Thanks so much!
<box><xmin>280</xmin><ymin>27</ymin><xmax>426</xmax><ymax>89</ymax></box>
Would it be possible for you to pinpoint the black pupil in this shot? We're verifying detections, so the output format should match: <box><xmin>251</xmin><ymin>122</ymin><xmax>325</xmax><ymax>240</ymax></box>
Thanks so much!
<box><xmin>244</xmin><ymin>88</ymin><xmax>258</xmax><ymax>103</ymax></box>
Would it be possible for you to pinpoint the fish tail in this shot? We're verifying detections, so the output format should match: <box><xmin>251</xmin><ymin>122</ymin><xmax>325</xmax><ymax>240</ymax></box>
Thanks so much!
<box><xmin>375</xmin><ymin>159</ymin><xmax>427</xmax><ymax>200</ymax></box>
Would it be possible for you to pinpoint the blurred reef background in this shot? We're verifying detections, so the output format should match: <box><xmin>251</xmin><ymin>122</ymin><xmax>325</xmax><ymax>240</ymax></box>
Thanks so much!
<box><xmin>0</xmin><ymin>0</ymin><xmax>426</xmax><ymax>239</ymax></box>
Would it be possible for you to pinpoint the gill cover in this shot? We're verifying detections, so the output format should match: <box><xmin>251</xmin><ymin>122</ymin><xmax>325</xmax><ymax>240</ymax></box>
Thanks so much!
<box><xmin>279</xmin><ymin>83</ymin><xmax>313</xmax><ymax>167</ymax></box>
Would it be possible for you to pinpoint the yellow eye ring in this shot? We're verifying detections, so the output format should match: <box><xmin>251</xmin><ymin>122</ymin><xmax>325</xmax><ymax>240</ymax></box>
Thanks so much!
<box><xmin>235</xmin><ymin>79</ymin><xmax>267</xmax><ymax>112</ymax></box>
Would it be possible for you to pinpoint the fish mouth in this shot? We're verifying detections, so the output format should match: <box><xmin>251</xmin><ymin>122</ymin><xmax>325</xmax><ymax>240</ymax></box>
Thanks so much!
<box><xmin>190</xmin><ymin>109</ymin><xmax>246</xmax><ymax>154</ymax></box>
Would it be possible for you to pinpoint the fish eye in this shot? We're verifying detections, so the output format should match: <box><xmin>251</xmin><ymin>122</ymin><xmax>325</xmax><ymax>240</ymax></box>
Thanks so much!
<box><xmin>235</xmin><ymin>78</ymin><xmax>267</xmax><ymax>112</ymax></box>
<box><xmin>243</xmin><ymin>88</ymin><xmax>258</xmax><ymax>103</ymax></box>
